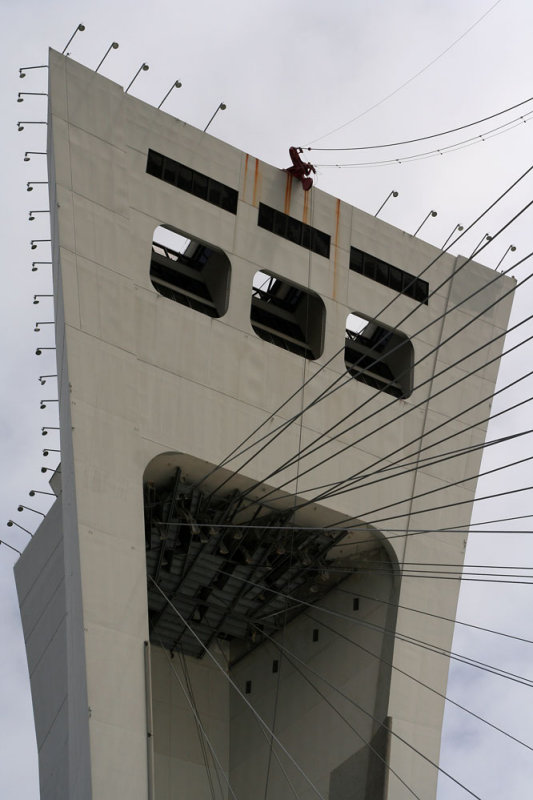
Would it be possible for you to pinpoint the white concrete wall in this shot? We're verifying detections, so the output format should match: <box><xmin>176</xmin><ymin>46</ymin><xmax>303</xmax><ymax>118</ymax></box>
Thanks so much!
<box><xmin>15</xmin><ymin>496</ymin><xmax>92</xmax><ymax>800</ymax></box>
<box><xmin>228</xmin><ymin>567</ymin><xmax>397</xmax><ymax>800</ymax></box>
<box><xmin>17</xmin><ymin>48</ymin><xmax>514</xmax><ymax>799</ymax></box>
<box><xmin>150</xmin><ymin>644</ymin><xmax>230</xmax><ymax>799</ymax></box>
<box><xmin>15</xmin><ymin>501</ymin><xmax>69</xmax><ymax>800</ymax></box>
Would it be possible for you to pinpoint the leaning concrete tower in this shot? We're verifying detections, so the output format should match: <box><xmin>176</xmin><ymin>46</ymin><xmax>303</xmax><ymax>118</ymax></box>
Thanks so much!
<box><xmin>14</xmin><ymin>49</ymin><xmax>514</xmax><ymax>800</ymax></box>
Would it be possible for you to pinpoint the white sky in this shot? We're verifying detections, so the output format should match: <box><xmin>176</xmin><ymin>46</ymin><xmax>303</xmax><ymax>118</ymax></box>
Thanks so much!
<box><xmin>1</xmin><ymin>1</ymin><xmax>533</xmax><ymax>797</ymax></box>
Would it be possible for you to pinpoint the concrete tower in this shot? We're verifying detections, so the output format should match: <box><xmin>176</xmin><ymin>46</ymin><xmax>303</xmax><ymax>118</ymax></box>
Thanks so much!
<box><xmin>15</xmin><ymin>50</ymin><xmax>514</xmax><ymax>800</ymax></box>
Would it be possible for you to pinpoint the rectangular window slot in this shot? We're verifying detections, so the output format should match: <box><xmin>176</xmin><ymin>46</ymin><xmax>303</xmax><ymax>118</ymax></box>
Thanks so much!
<box><xmin>150</xmin><ymin>230</ymin><xmax>230</xmax><ymax>318</ymax></box>
<box><xmin>272</xmin><ymin>659</ymin><xmax>279</xmax><ymax>674</ymax></box>
<box><xmin>258</xmin><ymin>203</ymin><xmax>330</xmax><ymax>258</ymax></box>
<box><xmin>250</xmin><ymin>271</ymin><xmax>325</xmax><ymax>360</ymax></box>
<box><xmin>312</xmin><ymin>628</ymin><xmax>319</xmax><ymax>642</ymax></box>
<box><xmin>146</xmin><ymin>149</ymin><xmax>238</xmax><ymax>214</ymax></box>
<box><xmin>353</xmin><ymin>597</ymin><xmax>360</xmax><ymax>611</ymax></box>
<box><xmin>350</xmin><ymin>246</ymin><xmax>428</xmax><ymax>304</ymax></box>
<box><xmin>345</xmin><ymin>313</ymin><xmax>414</xmax><ymax>398</ymax></box>
<box><xmin>245</xmin><ymin>680</ymin><xmax>252</xmax><ymax>694</ymax></box>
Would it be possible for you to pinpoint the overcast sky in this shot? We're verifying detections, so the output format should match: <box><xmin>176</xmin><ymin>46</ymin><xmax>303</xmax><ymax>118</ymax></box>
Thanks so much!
<box><xmin>1</xmin><ymin>1</ymin><xmax>533</xmax><ymax>797</ymax></box>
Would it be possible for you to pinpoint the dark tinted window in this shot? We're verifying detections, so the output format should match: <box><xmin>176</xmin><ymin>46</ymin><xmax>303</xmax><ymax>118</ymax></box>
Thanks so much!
<box><xmin>192</xmin><ymin>172</ymin><xmax>208</xmax><ymax>200</ymax></box>
<box><xmin>312</xmin><ymin>230</ymin><xmax>330</xmax><ymax>258</ymax></box>
<box><xmin>147</xmin><ymin>150</ymin><xmax>163</xmax><ymax>178</ymax></box>
<box><xmin>350</xmin><ymin>246</ymin><xmax>429</xmax><ymax>304</ymax></box>
<box><xmin>258</xmin><ymin>203</ymin><xmax>331</xmax><ymax>258</ymax></box>
<box><xmin>150</xmin><ymin>232</ymin><xmax>231</xmax><ymax>319</ymax></box>
<box><xmin>177</xmin><ymin>165</ymin><xmax>193</xmax><ymax>193</ymax></box>
<box><xmin>251</xmin><ymin>271</ymin><xmax>326</xmax><ymax>359</ymax></box>
<box><xmin>345</xmin><ymin>314</ymin><xmax>414</xmax><ymax>398</ymax></box>
<box><xmin>389</xmin><ymin>266</ymin><xmax>403</xmax><ymax>293</ymax></box>
<box><xmin>258</xmin><ymin>204</ymin><xmax>274</xmax><ymax>230</ymax></box>
<box><xmin>146</xmin><ymin>149</ymin><xmax>238</xmax><ymax>214</ymax></box>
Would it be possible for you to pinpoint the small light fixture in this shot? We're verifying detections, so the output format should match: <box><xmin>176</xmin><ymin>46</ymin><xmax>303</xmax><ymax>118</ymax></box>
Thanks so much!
<box><xmin>374</xmin><ymin>190</ymin><xmax>399</xmax><ymax>218</ymax></box>
<box><xmin>34</xmin><ymin>321</ymin><xmax>54</xmax><ymax>332</ymax></box>
<box><xmin>413</xmin><ymin>210</ymin><xmax>437</xmax><ymax>237</ymax></box>
<box><xmin>29</xmin><ymin>490</ymin><xmax>55</xmax><ymax>497</ymax></box>
<box><xmin>17</xmin><ymin>92</ymin><xmax>47</xmax><ymax>103</ymax></box>
<box><xmin>7</xmin><ymin>520</ymin><xmax>33</xmax><ymax>538</ymax></box>
<box><xmin>32</xmin><ymin>261</ymin><xmax>52</xmax><ymax>271</ymax></box>
<box><xmin>30</xmin><ymin>239</ymin><xmax>51</xmax><ymax>250</ymax></box>
<box><xmin>496</xmin><ymin>244</ymin><xmax>517</xmax><ymax>271</ymax></box>
<box><xmin>41</xmin><ymin>427</ymin><xmax>59</xmax><ymax>436</ymax></box>
<box><xmin>19</xmin><ymin>65</ymin><xmax>47</xmax><ymax>79</ymax></box>
<box><xmin>17</xmin><ymin>121</ymin><xmax>47</xmax><ymax>132</ymax></box>
<box><xmin>38</xmin><ymin>374</ymin><xmax>56</xmax><ymax>384</ymax></box>
<box><xmin>62</xmin><ymin>23</ymin><xmax>86</xmax><ymax>55</ymax></box>
<box><xmin>95</xmin><ymin>42</ymin><xmax>119</xmax><ymax>73</ymax></box>
<box><xmin>125</xmin><ymin>62</ymin><xmax>149</xmax><ymax>94</ymax></box>
<box><xmin>1</xmin><ymin>539</ymin><xmax>22</xmax><ymax>555</ymax></box>
<box><xmin>470</xmin><ymin>233</ymin><xmax>492</xmax><ymax>258</ymax></box>
<box><xmin>29</xmin><ymin>209</ymin><xmax>50</xmax><ymax>221</ymax></box>
<box><xmin>203</xmin><ymin>102</ymin><xmax>227</xmax><ymax>132</ymax></box>
<box><xmin>158</xmin><ymin>80</ymin><xmax>182</xmax><ymax>109</ymax></box>
<box><xmin>24</xmin><ymin>151</ymin><xmax>46</xmax><ymax>162</ymax></box>
<box><xmin>441</xmin><ymin>223</ymin><xmax>464</xmax><ymax>250</ymax></box>
<box><xmin>40</xmin><ymin>399</ymin><xmax>59</xmax><ymax>410</ymax></box>
<box><xmin>27</xmin><ymin>181</ymin><xmax>47</xmax><ymax>192</ymax></box>
<box><xmin>35</xmin><ymin>347</ymin><xmax>56</xmax><ymax>355</ymax></box>
<box><xmin>33</xmin><ymin>294</ymin><xmax>53</xmax><ymax>304</ymax></box>
<box><xmin>17</xmin><ymin>505</ymin><xmax>45</xmax><ymax>517</ymax></box>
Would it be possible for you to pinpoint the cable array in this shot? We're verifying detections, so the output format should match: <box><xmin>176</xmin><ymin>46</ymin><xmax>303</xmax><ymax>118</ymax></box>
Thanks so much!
<box><xmin>306</xmin><ymin>0</ymin><xmax>505</xmax><ymax>145</ymax></box>
<box><xmin>11</xmin><ymin>19</ymin><xmax>533</xmax><ymax>800</ymax></box>
<box><xmin>140</xmin><ymin>157</ymin><xmax>533</xmax><ymax>799</ymax></box>
<box><xmin>153</xmin><ymin>565</ymin><xmax>533</xmax><ymax>799</ymax></box>
<box><xmin>200</xmin><ymin>163</ymin><xmax>533</xmax><ymax>504</ymax></box>
<box><xmin>212</xmin><ymin>570</ymin><xmax>533</xmax><ymax>687</ymax></box>
<box><xmin>306</xmin><ymin>96</ymin><xmax>533</xmax><ymax>153</ymax></box>
<box><xmin>163</xmin><ymin>645</ymin><xmax>236</xmax><ymax>800</ymax></box>
<box><xmin>219</xmin><ymin>246</ymin><xmax>533</xmax><ymax>517</ymax></box>
<box><xmin>150</xmin><ymin>576</ymin><xmax>328</xmax><ymax>800</ymax></box>
<box><xmin>312</xmin><ymin>111</ymin><xmax>533</xmax><ymax>169</ymax></box>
